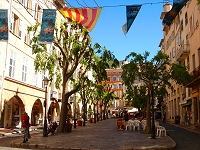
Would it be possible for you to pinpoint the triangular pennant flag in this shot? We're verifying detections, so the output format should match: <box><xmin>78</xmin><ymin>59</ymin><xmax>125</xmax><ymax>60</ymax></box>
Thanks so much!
<box><xmin>126</xmin><ymin>5</ymin><xmax>142</xmax><ymax>34</ymax></box>
<box><xmin>59</xmin><ymin>7</ymin><xmax>102</xmax><ymax>32</ymax></box>
<box><xmin>122</xmin><ymin>23</ymin><xmax>127</xmax><ymax>35</ymax></box>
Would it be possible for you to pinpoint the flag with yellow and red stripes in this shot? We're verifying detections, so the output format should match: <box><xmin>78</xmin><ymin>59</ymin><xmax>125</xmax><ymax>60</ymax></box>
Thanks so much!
<box><xmin>60</xmin><ymin>7</ymin><xmax>102</xmax><ymax>32</ymax></box>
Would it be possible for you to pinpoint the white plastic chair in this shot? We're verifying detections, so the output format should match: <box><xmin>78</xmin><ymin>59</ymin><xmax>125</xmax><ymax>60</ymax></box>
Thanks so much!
<box><xmin>156</xmin><ymin>126</ymin><xmax>166</xmax><ymax>137</ymax></box>
<box><xmin>126</xmin><ymin>120</ymin><xmax>134</xmax><ymax>131</ymax></box>
<box><xmin>141</xmin><ymin>120</ymin><xmax>146</xmax><ymax>131</ymax></box>
<box><xmin>132</xmin><ymin>120</ymin><xmax>140</xmax><ymax>131</ymax></box>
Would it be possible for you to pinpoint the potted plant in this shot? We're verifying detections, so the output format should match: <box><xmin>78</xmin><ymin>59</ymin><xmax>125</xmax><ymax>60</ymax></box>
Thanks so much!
<box><xmin>66</xmin><ymin>117</ymin><xmax>72</xmax><ymax>132</ymax></box>
<box><xmin>77</xmin><ymin>115</ymin><xmax>83</xmax><ymax>126</ymax></box>
<box><xmin>88</xmin><ymin>109</ymin><xmax>94</xmax><ymax>123</ymax></box>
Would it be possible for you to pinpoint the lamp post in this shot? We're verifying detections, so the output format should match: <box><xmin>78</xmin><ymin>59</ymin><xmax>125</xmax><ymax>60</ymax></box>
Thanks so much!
<box><xmin>43</xmin><ymin>77</ymin><xmax>49</xmax><ymax>137</ymax></box>
<box><xmin>74</xmin><ymin>95</ymin><xmax>76</xmax><ymax>128</ymax></box>
<box><xmin>150</xmin><ymin>77</ymin><xmax>156</xmax><ymax>139</ymax></box>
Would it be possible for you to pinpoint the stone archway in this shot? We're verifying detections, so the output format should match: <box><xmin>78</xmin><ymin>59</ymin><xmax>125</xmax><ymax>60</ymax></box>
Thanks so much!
<box><xmin>4</xmin><ymin>95</ymin><xmax>24</xmax><ymax>128</ymax></box>
<box><xmin>31</xmin><ymin>99</ymin><xmax>43</xmax><ymax>126</ymax></box>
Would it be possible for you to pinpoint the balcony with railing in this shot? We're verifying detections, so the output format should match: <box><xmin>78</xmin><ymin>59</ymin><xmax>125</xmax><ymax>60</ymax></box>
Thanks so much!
<box><xmin>175</xmin><ymin>44</ymin><xmax>190</xmax><ymax>61</ymax></box>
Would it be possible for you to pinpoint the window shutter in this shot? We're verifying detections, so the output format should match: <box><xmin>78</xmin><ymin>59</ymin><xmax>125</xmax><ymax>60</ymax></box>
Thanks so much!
<box><xmin>10</xmin><ymin>12</ymin><xmax>14</xmax><ymax>31</ymax></box>
<box><xmin>18</xmin><ymin>19</ymin><xmax>22</xmax><ymax>38</ymax></box>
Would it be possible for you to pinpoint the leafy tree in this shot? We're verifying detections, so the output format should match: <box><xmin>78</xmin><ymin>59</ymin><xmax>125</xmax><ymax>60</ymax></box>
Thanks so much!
<box><xmin>102</xmin><ymin>86</ymin><xmax>117</xmax><ymax>120</ymax></box>
<box><xmin>29</xmin><ymin>20</ymin><xmax>103</xmax><ymax>132</ymax></box>
<box><xmin>29</xmin><ymin>20</ymin><xmax>119</xmax><ymax>132</ymax></box>
<box><xmin>122</xmin><ymin>51</ymin><xmax>192</xmax><ymax>134</ymax></box>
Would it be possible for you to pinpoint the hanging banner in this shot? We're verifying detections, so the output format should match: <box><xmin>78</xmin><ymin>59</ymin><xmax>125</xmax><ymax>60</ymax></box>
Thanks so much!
<box><xmin>39</xmin><ymin>9</ymin><xmax>56</xmax><ymax>43</ymax></box>
<box><xmin>163</xmin><ymin>0</ymin><xmax>188</xmax><ymax>26</ymax></box>
<box><xmin>121</xmin><ymin>23</ymin><xmax>127</xmax><ymax>35</ymax></box>
<box><xmin>122</xmin><ymin>5</ymin><xmax>141</xmax><ymax>35</ymax></box>
<box><xmin>126</xmin><ymin>5</ymin><xmax>142</xmax><ymax>34</ymax></box>
<box><xmin>59</xmin><ymin>7</ymin><xmax>102</xmax><ymax>32</ymax></box>
<box><xmin>0</xmin><ymin>9</ymin><xmax>8</xmax><ymax>41</ymax></box>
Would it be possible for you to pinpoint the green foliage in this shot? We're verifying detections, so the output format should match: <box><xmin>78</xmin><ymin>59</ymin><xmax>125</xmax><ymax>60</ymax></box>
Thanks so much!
<box><xmin>198</xmin><ymin>0</ymin><xmax>200</xmax><ymax>5</ymax></box>
<box><xmin>171</xmin><ymin>63</ymin><xmax>193</xmax><ymax>85</ymax></box>
<box><xmin>122</xmin><ymin>51</ymin><xmax>191</xmax><ymax>110</ymax></box>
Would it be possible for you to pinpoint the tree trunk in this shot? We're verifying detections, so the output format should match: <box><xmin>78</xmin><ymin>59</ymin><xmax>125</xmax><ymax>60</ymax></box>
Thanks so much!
<box><xmin>146</xmin><ymin>90</ymin><xmax>151</xmax><ymax>134</ymax></box>
<box><xmin>83</xmin><ymin>103</ymin><xmax>87</xmax><ymax>126</ymax></box>
<box><xmin>93</xmin><ymin>104</ymin><xmax>96</xmax><ymax>123</ymax></box>
<box><xmin>57</xmin><ymin>93</ymin><xmax>69</xmax><ymax>133</ymax></box>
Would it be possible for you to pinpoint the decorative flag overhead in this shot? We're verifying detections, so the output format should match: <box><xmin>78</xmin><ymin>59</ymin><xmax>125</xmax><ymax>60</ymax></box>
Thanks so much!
<box><xmin>0</xmin><ymin>9</ymin><xmax>8</xmax><ymax>41</ymax></box>
<box><xmin>59</xmin><ymin>7</ymin><xmax>102</xmax><ymax>32</ymax></box>
<box><xmin>122</xmin><ymin>23</ymin><xmax>127</xmax><ymax>36</ymax></box>
<box><xmin>163</xmin><ymin>0</ymin><xmax>188</xmax><ymax>26</ymax></box>
<box><xmin>122</xmin><ymin>5</ymin><xmax>142</xmax><ymax>35</ymax></box>
<box><xmin>39</xmin><ymin>9</ymin><xmax>56</xmax><ymax>43</ymax></box>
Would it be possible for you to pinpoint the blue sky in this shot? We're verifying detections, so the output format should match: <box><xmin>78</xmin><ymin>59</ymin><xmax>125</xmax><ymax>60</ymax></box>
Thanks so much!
<box><xmin>65</xmin><ymin>0</ymin><xmax>171</xmax><ymax>61</ymax></box>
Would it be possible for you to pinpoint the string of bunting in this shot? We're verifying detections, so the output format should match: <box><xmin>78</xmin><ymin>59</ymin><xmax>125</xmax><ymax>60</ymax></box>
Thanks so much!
<box><xmin>0</xmin><ymin>0</ymin><xmax>183</xmax><ymax>43</ymax></box>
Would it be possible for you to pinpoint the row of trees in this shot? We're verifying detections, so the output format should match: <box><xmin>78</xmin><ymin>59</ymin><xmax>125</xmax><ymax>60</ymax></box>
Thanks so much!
<box><xmin>29</xmin><ymin>20</ymin><xmax>119</xmax><ymax>132</ymax></box>
<box><xmin>29</xmin><ymin>19</ymin><xmax>192</xmax><ymax>134</ymax></box>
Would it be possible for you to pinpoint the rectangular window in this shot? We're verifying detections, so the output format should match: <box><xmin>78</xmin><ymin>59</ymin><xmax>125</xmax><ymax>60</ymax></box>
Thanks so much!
<box><xmin>20</xmin><ymin>0</ymin><xmax>28</xmax><ymax>7</ymax></box>
<box><xmin>185</xmin><ymin>12</ymin><xmax>188</xmax><ymax>26</ymax></box>
<box><xmin>10</xmin><ymin>13</ymin><xmax>22</xmax><ymax>38</ymax></box>
<box><xmin>24</xmin><ymin>24</ymin><xmax>30</xmax><ymax>44</ymax></box>
<box><xmin>18</xmin><ymin>19</ymin><xmax>22</xmax><ymax>38</ymax></box>
<box><xmin>24</xmin><ymin>24</ymin><xmax>27</xmax><ymax>42</ymax></box>
<box><xmin>35</xmin><ymin>5</ymin><xmax>42</xmax><ymax>22</ymax></box>
<box><xmin>9</xmin><ymin>50</ymin><xmax>16</xmax><ymax>78</ymax></box>
<box><xmin>187</xmin><ymin>56</ymin><xmax>190</xmax><ymax>71</ymax></box>
<box><xmin>42</xmin><ymin>71</ymin><xmax>45</xmax><ymax>88</ymax></box>
<box><xmin>119</xmin><ymin>91</ymin><xmax>122</xmax><ymax>98</ymax></box>
<box><xmin>180</xmin><ymin>20</ymin><xmax>183</xmax><ymax>32</ymax></box>
<box><xmin>33</xmin><ymin>71</ymin><xmax>37</xmax><ymax>86</ymax></box>
<box><xmin>189</xmin><ymin>15</ymin><xmax>194</xmax><ymax>34</ymax></box>
<box><xmin>22</xmin><ymin>57</ymin><xmax>28</xmax><ymax>82</ymax></box>
<box><xmin>192</xmin><ymin>54</ymin><xmax>195</xmax><ymax>70</ymax></box>
<box><xmin>112</xmin><ymin>76</ymin><xmax>116</xmax><ymax>81</ymax></box>
<box><xmin>32</xmin><ymin>0</ymin><xmax>36</xmax><ymax>16</ymax></box>
<box><xmin>29</xmin><ymin>31</ymin><xmax>33</xmax><ymax>45</ymax></box>
<box><xmin>172</xmin><ymin>47</ymin><xmax>175</xmax><ymax>58</ymax></box>
<box><xmin>10</xmin><ymin>12</ymin><xmax>14</xmax><ymax>31</ymax></box>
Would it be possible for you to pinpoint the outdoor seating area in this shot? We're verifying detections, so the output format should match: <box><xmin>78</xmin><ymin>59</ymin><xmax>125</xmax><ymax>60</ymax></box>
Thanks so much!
<box><xmin>116</xmin><ymin>118</ymin><xmax>166</xmax><ymax>137</ymax></box>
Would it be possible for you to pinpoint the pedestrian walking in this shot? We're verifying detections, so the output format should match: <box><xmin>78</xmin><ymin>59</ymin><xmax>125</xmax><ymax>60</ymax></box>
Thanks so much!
<box><xmin>22</xmin><ymin>111</ymin><xmax>30</xmax><ymax>143</ymax></box>
<box><xmin>162</xmin><ymin>112</ymin><xmax>166</xmax><ymax>123</ymax></box>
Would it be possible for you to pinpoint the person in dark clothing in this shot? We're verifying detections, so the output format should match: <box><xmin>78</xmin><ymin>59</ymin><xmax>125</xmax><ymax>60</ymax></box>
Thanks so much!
<box><xmin>124</xmin><ymin>111</ymin><xmax>129</xmax><ymax>122</ymax></box>
<box><xmin>162</xmin><ymin>112</ymin><xmax>166</xmax><ymax>123</ymax></box>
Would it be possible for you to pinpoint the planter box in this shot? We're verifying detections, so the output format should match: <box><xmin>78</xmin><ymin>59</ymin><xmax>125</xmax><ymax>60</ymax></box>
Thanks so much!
<box><xmin>77</xmin><ymin>120</ymin><xmax>83</xmax><ymax>126</ymax></box>
<box><xmin>66</xmin><ymin>123</ymin><xmax>72</xmax><ymax>132</ymax></box>
<box><xmin>89</xmin><ymin>118</ymin><xmax>94</xmax><ymax>123</ymax></box>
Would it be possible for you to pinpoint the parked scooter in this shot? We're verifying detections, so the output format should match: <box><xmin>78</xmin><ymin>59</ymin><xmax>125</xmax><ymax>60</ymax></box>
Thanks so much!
<box><xmin>47</xmin><ymin>121</ymin><xmax>58</xmax><ymax>135</ymax></box>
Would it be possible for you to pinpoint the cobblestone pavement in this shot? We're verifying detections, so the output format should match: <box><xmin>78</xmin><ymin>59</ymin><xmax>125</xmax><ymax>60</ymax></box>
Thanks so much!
<box><xmin>159</xmin><ymin>120</ymin><xmax>200</xmax><ymax>150</ymax></box>
<box><xmin>10</xmin><ymin>118</ymin><xmax>175</xmax><ymax>150</ymax></box>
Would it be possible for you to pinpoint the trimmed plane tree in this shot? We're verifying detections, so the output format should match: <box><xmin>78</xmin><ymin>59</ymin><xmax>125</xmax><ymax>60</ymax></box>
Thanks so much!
<box><xmin>122</xmin><ymin>51</ymin><xmax>192</xmax><ymax>134</ymax></box>
<box><xmin>29</xmin><ymin>20</ymin><xmax>117</xmax><ymax>132</ymax></box>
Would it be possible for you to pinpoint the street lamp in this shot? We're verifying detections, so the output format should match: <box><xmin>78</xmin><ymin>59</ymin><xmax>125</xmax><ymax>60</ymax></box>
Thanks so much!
<box><xmin>74</xmin><ymin>95</ymin><xmax>77</xmax><ymax>128</ymax></box>
<box><xmin>43</xmin><ymin>76</ymin><xmax>49</xmax><ymax>137</ymax></box>
<box><xmin>150</xmin><ymin>77</ymin><xmax>156</xmax><ymax>139</ymax></box>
